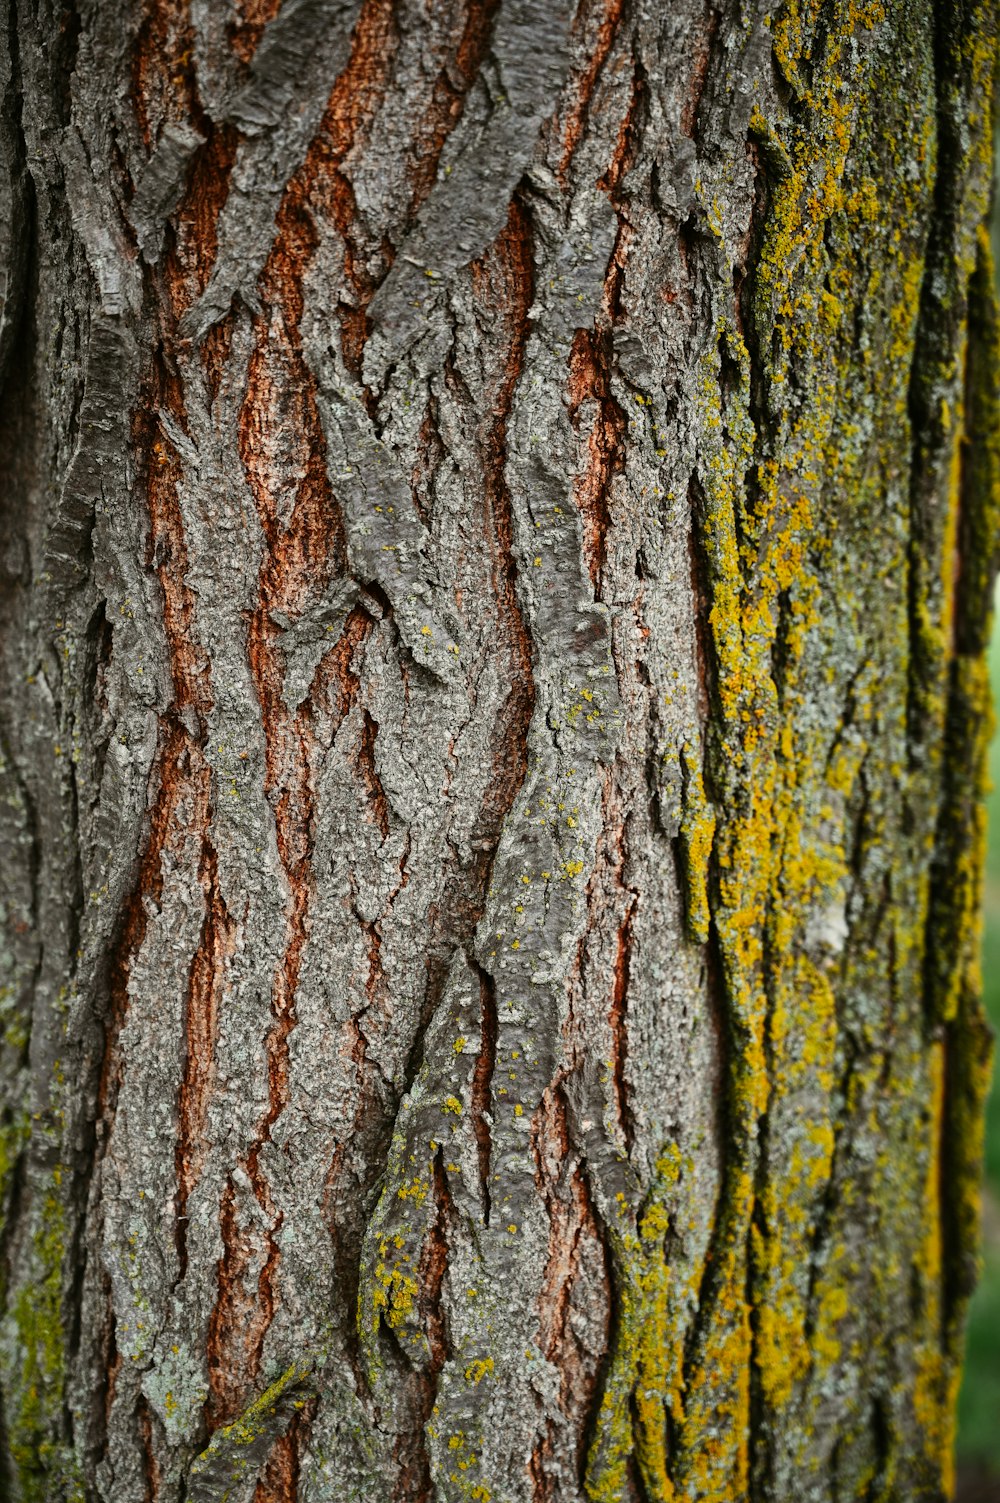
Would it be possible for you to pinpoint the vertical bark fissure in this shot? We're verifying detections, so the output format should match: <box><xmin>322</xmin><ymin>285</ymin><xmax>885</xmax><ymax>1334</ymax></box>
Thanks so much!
<box><xmin>568</xmin><ymin>327</ymin><xmax>627</xmax><ymax>594</ymax></box>
<box><xmin>470</xmin><ymin>964</ymin><xmax>498</xmax><ymax>1227</ymax></box>
<box><xmin>409</xmin><ymin>1148</ymin><xmax>454</xmax><ymax>1503</ymax></box>
<box><xmin>903</xmin><ymin>0</ymin><xmax>975</xmax><ymax>775</ymax></box>
<box><xmin>0</xmin><ymin>0</ymin><xmax>29</xmax><ymax>399</ymax></box>
<box><xmin>99</xmin><ymin>33</ymin><xmax>231</xmax><ymax>1374</ymax></box>
<box><xmin>608</xmin><ymin>900</ymin><xmax>635</xmax><ymax>1156</ymax></box>
<box><xmin>433</xmin><ymin>184</ymin><xmax>539</xmax><ymax>1230</ymax></box>
<box><xmin>174</xmin><ymin>842</ymin><xmax>231</xmax><ymax>1281</ymax></box>
<box><xmin>229</xmin><ymin>0</ymin><xmax>282</xmax><ymax>68</ymax></box>
<box><xmin>239</xmin><ymin>284</ymin><xmax>339</xmax><ymax>1391</ymax></box>
<box><xmin>206</xmin><ymin>1175</ymin><xmax>252</xmax><ymax>1428</ymax></box>
<box><xmin>99</xmin><ymin>349</ymin><xmax>213</xmax><ymax>1136</ymax></box>
<box><xmin>403</xmin><ymin>0</ymin><xmax>502</xmax><ymax>217</ymax></box>
<box><xmin>251</xmin><ymin>1394</ymin><xmax>316</xmax><ymax>1503</ymax></box>
<box><xmin>531</xmin><ymin>1105</ymin><xmax>611</xmax><ymax>1499</ymax></box>
<box><xmin>137</xmin><ymin>1392</ymin><xmax>162</xmax><ymax>1502</ymax></box>
<box><xmin>935</xmin><ymin>236</ymin><xmax>1000</xmax><ymax>1351</ymax></box>
<box><xmin>557</xmin><ymin>0</ymin><xmax>626</xmax><ymax>182</ymax></box>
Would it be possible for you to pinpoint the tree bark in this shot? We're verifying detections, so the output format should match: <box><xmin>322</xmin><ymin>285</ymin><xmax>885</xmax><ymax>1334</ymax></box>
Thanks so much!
<box><xmin>0</xmin><ymin>1</ymin><xmax>997</xmax><ymax>1499</ymax></box>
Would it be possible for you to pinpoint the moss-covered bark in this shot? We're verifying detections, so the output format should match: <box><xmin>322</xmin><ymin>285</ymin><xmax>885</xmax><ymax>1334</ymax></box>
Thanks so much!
<box><xmin>0</xmin><ymin>1</ymin><xmax>997</xmax><ymax>1500</ymax></box>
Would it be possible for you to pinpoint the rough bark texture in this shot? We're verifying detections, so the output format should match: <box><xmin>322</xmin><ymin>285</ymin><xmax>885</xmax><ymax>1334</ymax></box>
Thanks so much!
<box><xmin>0</xmin><ymin>1</ymin><xmax>998</xmax><ymax>1500</ymax></box>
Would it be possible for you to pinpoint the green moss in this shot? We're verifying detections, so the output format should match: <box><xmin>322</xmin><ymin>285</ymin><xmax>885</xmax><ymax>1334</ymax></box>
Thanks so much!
<box><xmin>188</xmin><ymin>1361</ymin><xmax>311</xmax><ymax>1500</ymax></box>
<box><xmin>6</xmin><ymin>1184</ymin><xmax>83</xmax><ymax>1503</ymax></box>
<box><xmin>0</xmin><ymin>1110</ymin><xmax>28</xmax><ymax>1224</ymax></box>
<box><xmin>210</xmin><ymin>1361</ymin><xmax>308</xmax><ymax>1450</ymax></box>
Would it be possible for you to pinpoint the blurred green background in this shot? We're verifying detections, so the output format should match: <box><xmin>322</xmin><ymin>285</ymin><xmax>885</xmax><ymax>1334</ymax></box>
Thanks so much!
<box><xmin>956</xmin><ymin>590</ymin><xmax>1000</xmax><ymax>1487</ymax></box>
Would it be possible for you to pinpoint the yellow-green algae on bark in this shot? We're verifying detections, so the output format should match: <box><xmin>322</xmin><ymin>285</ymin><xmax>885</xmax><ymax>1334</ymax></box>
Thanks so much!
<box><xmin>187</xmin><ymin>1361</ymin><xmax>311</xmax><ymax>1503</ymax></box>
<box><xmin>583</xmin><ymin>1145</ymin><xmax>686</xmax><ymax>1503</ymax></box>
<box><xmin>0</xmin><ymin>1017</ymin><xmax>85</xmax><ymax>1503</ymax></box>
<box><xmin>626</xmin><ymin>2</ymin><xmax>1000</xmax><ymax>1502</ymax></box>
<box><xmin>6</xmin><ymin>1186</ymin><xmax>83</xmax><ymax>1503</ymax></box>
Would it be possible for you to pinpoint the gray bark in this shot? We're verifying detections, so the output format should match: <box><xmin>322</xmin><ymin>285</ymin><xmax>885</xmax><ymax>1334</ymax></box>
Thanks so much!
<box><xmin>0</xmin><ymin>1</ymin><xmax>997</xmax><ymax>1501</ymax></box>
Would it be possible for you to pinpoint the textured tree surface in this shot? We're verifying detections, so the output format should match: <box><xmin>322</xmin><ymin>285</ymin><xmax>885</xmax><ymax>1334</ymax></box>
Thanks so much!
<box><xmin>0</xmin><ymin>0</ymin><xmax>999</xmax><ymax>1500</ymax></box>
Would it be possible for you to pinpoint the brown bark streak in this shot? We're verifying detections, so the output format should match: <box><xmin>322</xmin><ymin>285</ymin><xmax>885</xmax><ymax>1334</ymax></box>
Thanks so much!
<box><xmin>394</xmin><ymin>1151</ymin><xmax>453</xmax><ymax>1503</ymax></box>
<box><xmin>230</xmin><ymin>0</ymin><xmax>282</xmax><ymax>66</ymax></box>
<box><xmin>531</xmin><ymin>1089</ymin><xmax>610</xmax><ymax>1497</ymax></box>
<box><xmin>133</xmin><ymin>0</ymin><xmax>195</xmax><ymax>150</ymax></box>
<box><xmin>609</xmin><ymin>903</ymin><xmax>635</xmax><ymax>1153</ymax></box>
<box><xmin>281</xmin><ymin>0</ymin><xmax>397</xmax><ymax>381</ymax></box>
<box><xmin>471</xmin><ymin>967</ymin><xmax>498</xmax><ymax>1225</ymax></box>
<box><xmin>206</xmin><ymin>1175</ymin><xmax>262</xmax><ymax>1427</ymax></box>
<box><xmin>557</xmin><ymin>0</ymin><xmax>626</xmax><ymax>182</ymax></box>
<box><xmin>680</xmin><ymin>6</ymin><xmax>719</xmax><ymax>140</ymax></box>
<box><xmin>405</xmin><ymin>0</ymin><xmax>501</xmax><ymax>211</ymax></box>
<box><xmin>411</xmin><ymin>397</ymin><xmax>444</xmax><ymax>526</ymax></box>
<box><xmin>568</xmin><ymin>328</ymin><xmax>626</xmax><ymax>591</ymax></box>
<box><xmin>174</xmin><ymin>837</ymin><xmax>231</xmax><ymax>1277</ymax></box>
<box><xmin>252</xmin><ymin>1398</ymin><xmax>315</xmax><ymax>1503</ymax></box>
<box><xmin>220</xmin><ymin>390</ymin><xmax>344</xmax><ymax>1403</ymax></box>
<box><xmin>138</xmin><ymin>1394</ymin><xmax>162</xmax><ymax>1502</ymax></box>
<box><xmin>101</xmin><ymin>363</ymin><xmax>214</xmax><ymax>1131</ymax></box>
<box><xmin>469</xmin><ymin>198</ymin><xmax>536</xmax><ymax>838</ymax></box>
<box><xmin>358</xmin><ymin>711</ymin><xmax>391</xmax><ymax>839</ymax></box>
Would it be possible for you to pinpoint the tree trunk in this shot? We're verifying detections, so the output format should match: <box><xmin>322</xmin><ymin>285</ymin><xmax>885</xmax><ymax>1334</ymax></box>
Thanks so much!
<box><xmin>0</xmin><ymin>1</ymin><xmax>997</xmax><ymax>1499</ymax></box>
